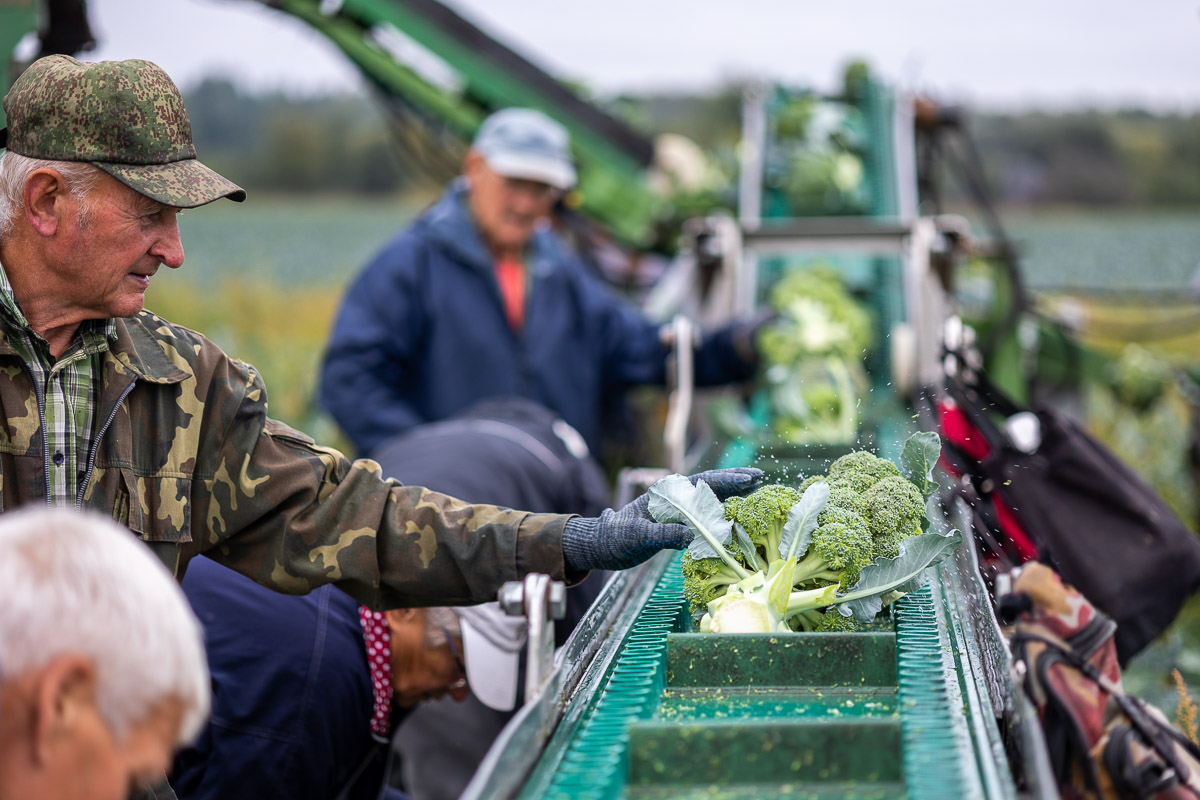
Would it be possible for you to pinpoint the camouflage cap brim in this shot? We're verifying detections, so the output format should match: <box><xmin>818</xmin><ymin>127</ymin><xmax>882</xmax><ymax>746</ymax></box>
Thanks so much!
<box><xmin>93</xmin><ymin>157</ymin><xmax>246</xmax><ymax>209</ymax></box>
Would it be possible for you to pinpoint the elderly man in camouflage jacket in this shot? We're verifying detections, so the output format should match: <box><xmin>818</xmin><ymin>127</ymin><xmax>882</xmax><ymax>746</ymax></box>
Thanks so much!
<box><xmin>0</xmin><ymin>56</ymin><xmax>758</xmax><ymax>615</ymax></box>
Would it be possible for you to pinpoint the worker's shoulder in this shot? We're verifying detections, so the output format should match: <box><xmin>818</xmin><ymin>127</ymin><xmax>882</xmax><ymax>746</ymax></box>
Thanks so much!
<box><xmin>119</xmin><ymin>310</ymin><xmax>253</xmax><ymax>379</ymax></box>
<box><xmin>124</xmin><ymin>309</ymin><xmax>222</xmax><ymax>354</ymax></box>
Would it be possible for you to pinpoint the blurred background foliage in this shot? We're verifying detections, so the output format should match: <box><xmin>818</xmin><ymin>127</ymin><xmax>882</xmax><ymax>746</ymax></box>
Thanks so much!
<box><xmin>156</xmin><ymin>76</ymin><xmax>1200</xmax><ymax>494</ymax></box>
<box><xmin>181</xmin><ymin>76</ymin><xmax>1200</xmax><ymax>209</ymax></box>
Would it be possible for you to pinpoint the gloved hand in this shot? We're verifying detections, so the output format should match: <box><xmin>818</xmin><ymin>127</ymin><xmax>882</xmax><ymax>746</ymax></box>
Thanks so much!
<box><xmin>561</xmin><ymin>467</ymin><xmax>763</xmax><ymax>572</ymax></box>
<box><xmin>730</xmin><ymin>307</ymin><xmax>779</xmax><ymax>366</ymax></box>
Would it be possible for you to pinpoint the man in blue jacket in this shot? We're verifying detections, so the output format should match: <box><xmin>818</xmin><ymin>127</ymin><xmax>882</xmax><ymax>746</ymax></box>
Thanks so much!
<box><xmin>171</xmin><ymin>556</ymin><xmax>471</xmax><ymax>800</ymax></box>
<box><xmin>319</xmin><ymin>107</ymin><xmax>761</xmax><ymax>458</ymax></box>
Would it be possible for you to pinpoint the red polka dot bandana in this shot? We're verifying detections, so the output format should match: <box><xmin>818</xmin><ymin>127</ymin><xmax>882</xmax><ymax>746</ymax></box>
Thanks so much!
<box><xmin>358</xmin><ymin>607</ymin><xmax>394</xmax><ymax>741</ymax></box>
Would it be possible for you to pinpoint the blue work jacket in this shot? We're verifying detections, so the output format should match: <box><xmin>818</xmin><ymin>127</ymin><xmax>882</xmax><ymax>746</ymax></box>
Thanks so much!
<box><xmin>171</xmin><ymin>557</ymin><xmax>407</xmax><ymax>800</ymax></box>
<box><xmin>319</xmin><ymin>181</ymin><xmax>755</xmax><ymax>455</ymax></box>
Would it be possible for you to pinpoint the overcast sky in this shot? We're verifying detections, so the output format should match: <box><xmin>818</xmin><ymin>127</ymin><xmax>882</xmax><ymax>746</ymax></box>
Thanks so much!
<box><xmin>69</xmin><ymin>0</ymin><xmax>1200</xmax><ymax>111</ymax></box>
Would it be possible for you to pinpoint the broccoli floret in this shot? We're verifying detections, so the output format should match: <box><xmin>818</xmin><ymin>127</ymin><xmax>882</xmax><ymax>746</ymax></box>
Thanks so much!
<box><xmin>723</xmin><ymin>494</ymin><xmax>745</xmax><ymax>522</ymax></box>
<box><xmin>764</xmin><ymin>266</ymin><xmax>873</xmax><ymax>362</ymax></box>
<box><xmin>817</xmin><ymin>503</ymin><xmax>870</xmax><ymax>535</ymax></box>
<box><xmin>793</xmin><ymin>518</ymin><xmax>875</xmax><ymax>588</ymax></box>
<box><xmin>791</xmin><ymin>608</ymin><xmax>860</xmax><ymax>633</ymax></box>
<box><xmin>798</xmin><ymin>474</ymin><xmax>827</xmax><ymax>494</ymax></box>
<box><xmin>826</xmin><ymin>450</ymin><xmax>901</xmax><ymax>493</ymax></box>
<box><xmin>872</xmin><ymin>524</ymin><xmax>922</xmax><ymax>561</ymax></box>
<box><xmin>816</xmin><ymin>610</ymin><xmax>860</xmax><ymax>633</ymax></box>
<box><xmin>725</xmin><ymin>484</ymin><xmax>802</xmax><ymax>564</ymax></box>
<box><xmin>822</xmin><ymin>485</ymin><xmax>870</xmax><ymax>522</ymax></box>
<box><xmin>864</xmin><ymin>476</ymin><xmax>926</xmax><ymax>540</ymax></box>
<box><xmin>681</xmin><ymin>552</ymin><xmax>746</xmax><ymax>614</ymax></box>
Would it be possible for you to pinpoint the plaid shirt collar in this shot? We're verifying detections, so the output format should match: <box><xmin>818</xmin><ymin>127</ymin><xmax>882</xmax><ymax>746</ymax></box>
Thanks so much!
<box><xmin>0</xmin><ymin>261</ymin><xmax>117</xmax><ymax>507</ymax></box>
<box><xmin>0</xmin><ymin>263</ymin><xmax>117</xmax><ymax>352</ymax></box>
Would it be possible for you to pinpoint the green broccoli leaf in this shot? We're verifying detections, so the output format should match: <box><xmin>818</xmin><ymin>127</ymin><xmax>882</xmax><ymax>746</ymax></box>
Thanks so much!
<box><xmin>835</xmin><ymin>528</ymin><xmax>962</xmax><ymax>621</ymax></box>
<box><xmin>732</xmin><ymin>522</ymin><xmax>762</xmax><ymax>571</ymax></box>
<box><xmin>769</xmin><ymin>558</ymin><xmax>797</xmax><ymax>615</ymax></box>
<box><xmin>900</xmin><ymin>432</ymin><xmax>942</xmax><ymax>497</ymax></box>
<box><xmin>778</xmin><ymin>480</ymin><xmax>830</xmax><ymax>562</ymax></box>
<box><xmin>649</xmin><ymin>474</ymin><xmax>751</xmax><ymax>580</ymax></box>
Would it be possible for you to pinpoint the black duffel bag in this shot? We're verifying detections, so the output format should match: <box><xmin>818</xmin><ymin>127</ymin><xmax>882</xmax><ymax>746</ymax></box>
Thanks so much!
<box><xmin>941</xmin><ymin>360</ymin><xmax>1200</xmax><ymax>666</ymax></box>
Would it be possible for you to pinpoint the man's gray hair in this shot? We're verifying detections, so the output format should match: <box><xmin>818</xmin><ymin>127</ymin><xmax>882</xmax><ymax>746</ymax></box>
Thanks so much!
<box><xmin>0</xmin><ymin>151</ymin><xmax>104</xmax><ymax>236</ymax></box>
<box><xmin>0</xmin><ymin>508</ymin><xmax>210</xmax><ymax>744</ymax></box>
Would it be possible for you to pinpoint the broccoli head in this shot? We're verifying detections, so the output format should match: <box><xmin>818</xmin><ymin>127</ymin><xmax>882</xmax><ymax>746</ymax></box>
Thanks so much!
<box><xmin>864</xmin><ymin>475</ymin><xmax>926</xmax><ymax>540</ymax></box>
<box><xmin>725</xmin><ymin>484</ymin><xmax>802</xmax><ymax>564</ymax></box>
<box><xmin>827</xmin><ymin>449</ymin><xmax>902</xmax><ymax>493</ymax></box>
<box><xmin>764</xmin><ymin>266</ymin><xmax>874</xmax><ymax>362</ymax></box>
<box><xmin>871</xmin><ymin>525</ymin><xmax>922</xmax><ymax>561</ymax></box>
<box><xmin>823</xmin><ymin>484</ymin><xmax>870</xmax><ymax>522</ymax></box>
<box><xmin>793</xmin><ymin>517</ymin><xmax>874</xmax><ymax>588</ymax></box>
<box><xmin>681</xmin><ymin>552</ymin><xmax>746</xmax><ymax>614</ymax></box>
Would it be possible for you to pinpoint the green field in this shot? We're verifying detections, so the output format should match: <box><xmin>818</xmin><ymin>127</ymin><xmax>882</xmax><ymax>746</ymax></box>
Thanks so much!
<box><xmin>148</xmin><ymin>198</ymin><xmax>1200</xmax><ymax>444</ymax></box>
<box><xmin>174</xmin><ymin>193</ymin><xmax>432</xmax><ymax>286</ymax></box>
<box><xmin>1007</xmin><ymin>208</ymin><xmax>1200</xmax><ymax>294</ymax></box>
<box><xmin>144</xmin><ymin>194</ymin><xmax>428</xmax><ymax>448</ymax></box>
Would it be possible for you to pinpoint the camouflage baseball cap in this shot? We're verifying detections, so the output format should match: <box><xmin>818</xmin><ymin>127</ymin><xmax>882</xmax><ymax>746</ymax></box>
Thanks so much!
<box><xmin>0</xmin><ymin>55</ymin><xmax>245</xmax><ymax>208</ymax></box>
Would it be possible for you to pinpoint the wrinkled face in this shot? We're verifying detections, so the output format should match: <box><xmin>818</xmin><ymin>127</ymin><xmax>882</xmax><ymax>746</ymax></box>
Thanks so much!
<box><xmin>463</xmin><ymin>152</ymin><xmax>561</xmax><ymax>258</ymax></box>
<box><xmin>48</xmin><ymin>172</ymin><xmax>184</xmax><ymax>322</ymax></box>
<box><xmin>387</xmin><ymin>610</ymin><xmax>471</xmax><ymax>707</ymax></box>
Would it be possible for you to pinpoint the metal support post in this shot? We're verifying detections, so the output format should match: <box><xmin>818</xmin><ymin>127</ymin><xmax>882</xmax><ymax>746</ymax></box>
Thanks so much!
<box><xmin>498</xmin><ymin>573</ymin><xmax>567</xmax><ymax>705</ymax></box>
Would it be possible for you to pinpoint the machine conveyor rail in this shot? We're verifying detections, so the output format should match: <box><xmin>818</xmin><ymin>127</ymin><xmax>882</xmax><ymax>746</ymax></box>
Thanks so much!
<box><xmin>465</xmin><ymin>543</ymin><xmax>1057</xmax><ymax>799</ymax></box>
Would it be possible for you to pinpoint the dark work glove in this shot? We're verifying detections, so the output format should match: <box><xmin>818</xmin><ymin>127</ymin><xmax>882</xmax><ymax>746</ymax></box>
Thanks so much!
<box><xmin>561</xmin><ymin>468</ymin><xmax>763</xmax><ymax>572</ymax></box>
<box><xmin>730</xmin><ymin>307</ymin><xmax>779</xmax><ymax>366</ymax></box>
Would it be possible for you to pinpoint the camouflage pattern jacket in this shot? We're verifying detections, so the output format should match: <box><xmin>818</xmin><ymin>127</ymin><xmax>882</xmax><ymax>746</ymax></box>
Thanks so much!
<box><xmin>0</xmin><ymin>309</ymin><xmax>572</xmax><ymax>606</ymax></box>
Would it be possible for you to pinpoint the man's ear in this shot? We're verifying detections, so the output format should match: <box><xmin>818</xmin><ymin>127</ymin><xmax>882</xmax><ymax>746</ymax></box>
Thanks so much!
<box><xmin>462</xmin><ymin>150</ymin><xmax>486</xmax><ymax>182</ymax></box>
<box><xmin>32</xmin><ymin>654</ymin><xmax>99</xmax><ymax>765</ymax></box>
<box><xmin>23</xmin><ymin>169</ymin><xmax>70</xmax><ymax>237</ymax></box>
<box><xmin>382</xmin><ymin>607</ymin><xmax>419</xmax><ymax>636</ymax></box>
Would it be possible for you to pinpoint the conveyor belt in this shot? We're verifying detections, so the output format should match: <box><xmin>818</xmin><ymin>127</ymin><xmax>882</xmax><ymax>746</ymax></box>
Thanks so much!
<box><xmin>466</xmin><ymin>544</ymin><xmax>1057</xmax><ymax>799</ymax></box>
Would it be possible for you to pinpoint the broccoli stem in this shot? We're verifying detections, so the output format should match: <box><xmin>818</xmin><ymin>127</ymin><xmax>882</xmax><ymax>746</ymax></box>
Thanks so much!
<box><xmin>680</xmin><ymin>508</ymin><xmax>752</xmax><ymax>580</ymax></box>
<box><xmin>791</xmin><ymin>553</ymin><xmax>839</xmax><ymax>586</ymax></box>
<box><xmin>784</xmin><ymin>583</ymin><xmax>840</xmax><ymax>617</ymax></box>
<box><xmin>793</xmin><ymin>609</ymin><xmax>823</xmax><ymax>632</ymax></box>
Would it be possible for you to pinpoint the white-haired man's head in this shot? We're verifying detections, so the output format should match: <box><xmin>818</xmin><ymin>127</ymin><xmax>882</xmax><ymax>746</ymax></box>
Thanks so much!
<box><xmin>0</xmin><ymin>150</ymin><xmax>103</xmax><ymax>236</ymax></box>
<box><xmin>0</xmin><ymin>508</ymin><xmax>209</xmax><ymax>800</ymax></box>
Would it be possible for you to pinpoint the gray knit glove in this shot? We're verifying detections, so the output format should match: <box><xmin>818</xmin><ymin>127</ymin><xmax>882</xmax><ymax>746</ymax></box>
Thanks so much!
<box><xmin>562</xmin><ymin>468</ymin><xmax>763</xmax><ymax>572</ymax></box>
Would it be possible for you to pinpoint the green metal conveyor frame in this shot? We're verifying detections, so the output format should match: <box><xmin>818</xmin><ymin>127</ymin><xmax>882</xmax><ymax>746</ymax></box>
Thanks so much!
<box><xmin>463</xmin><ymin>539</ymin><xmax>1057</xmax><ymax>800</ymax></box>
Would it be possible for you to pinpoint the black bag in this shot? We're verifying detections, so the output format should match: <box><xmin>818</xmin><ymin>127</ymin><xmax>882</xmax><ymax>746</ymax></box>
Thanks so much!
<box><xmin>940</xmin><ymin>361</ymin><xmax>1200</xmax><ymax>666</ymax></box>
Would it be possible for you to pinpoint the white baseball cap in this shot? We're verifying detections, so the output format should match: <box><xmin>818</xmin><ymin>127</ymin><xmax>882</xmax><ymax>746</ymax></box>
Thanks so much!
<box><xmin>454</xmin><ymin>603</ymin><xmax>528</xmax><ymax>711</ymax></box>
<box><xmin>472</xmin><ymin>108</ymin><xmax>577</xmax><ymax>191</ymax></box>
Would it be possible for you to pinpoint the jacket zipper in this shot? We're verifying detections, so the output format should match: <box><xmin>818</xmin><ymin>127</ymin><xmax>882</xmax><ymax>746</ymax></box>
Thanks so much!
<box><xmin>76</xmin><ymin>379</ymin><xmax>137</xmax><ymax>510</ymax></box>
<box><xmin>20</xmin><ymin>360</ymin><xmax>53</xmax><ymax>505</ymax></box>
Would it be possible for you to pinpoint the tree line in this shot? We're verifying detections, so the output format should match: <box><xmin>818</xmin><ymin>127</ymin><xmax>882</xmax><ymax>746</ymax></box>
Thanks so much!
<box><xmin>183</xmin><ymin>77</ymin><xmax>1200</xmax><ymax>209</ymax></box>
